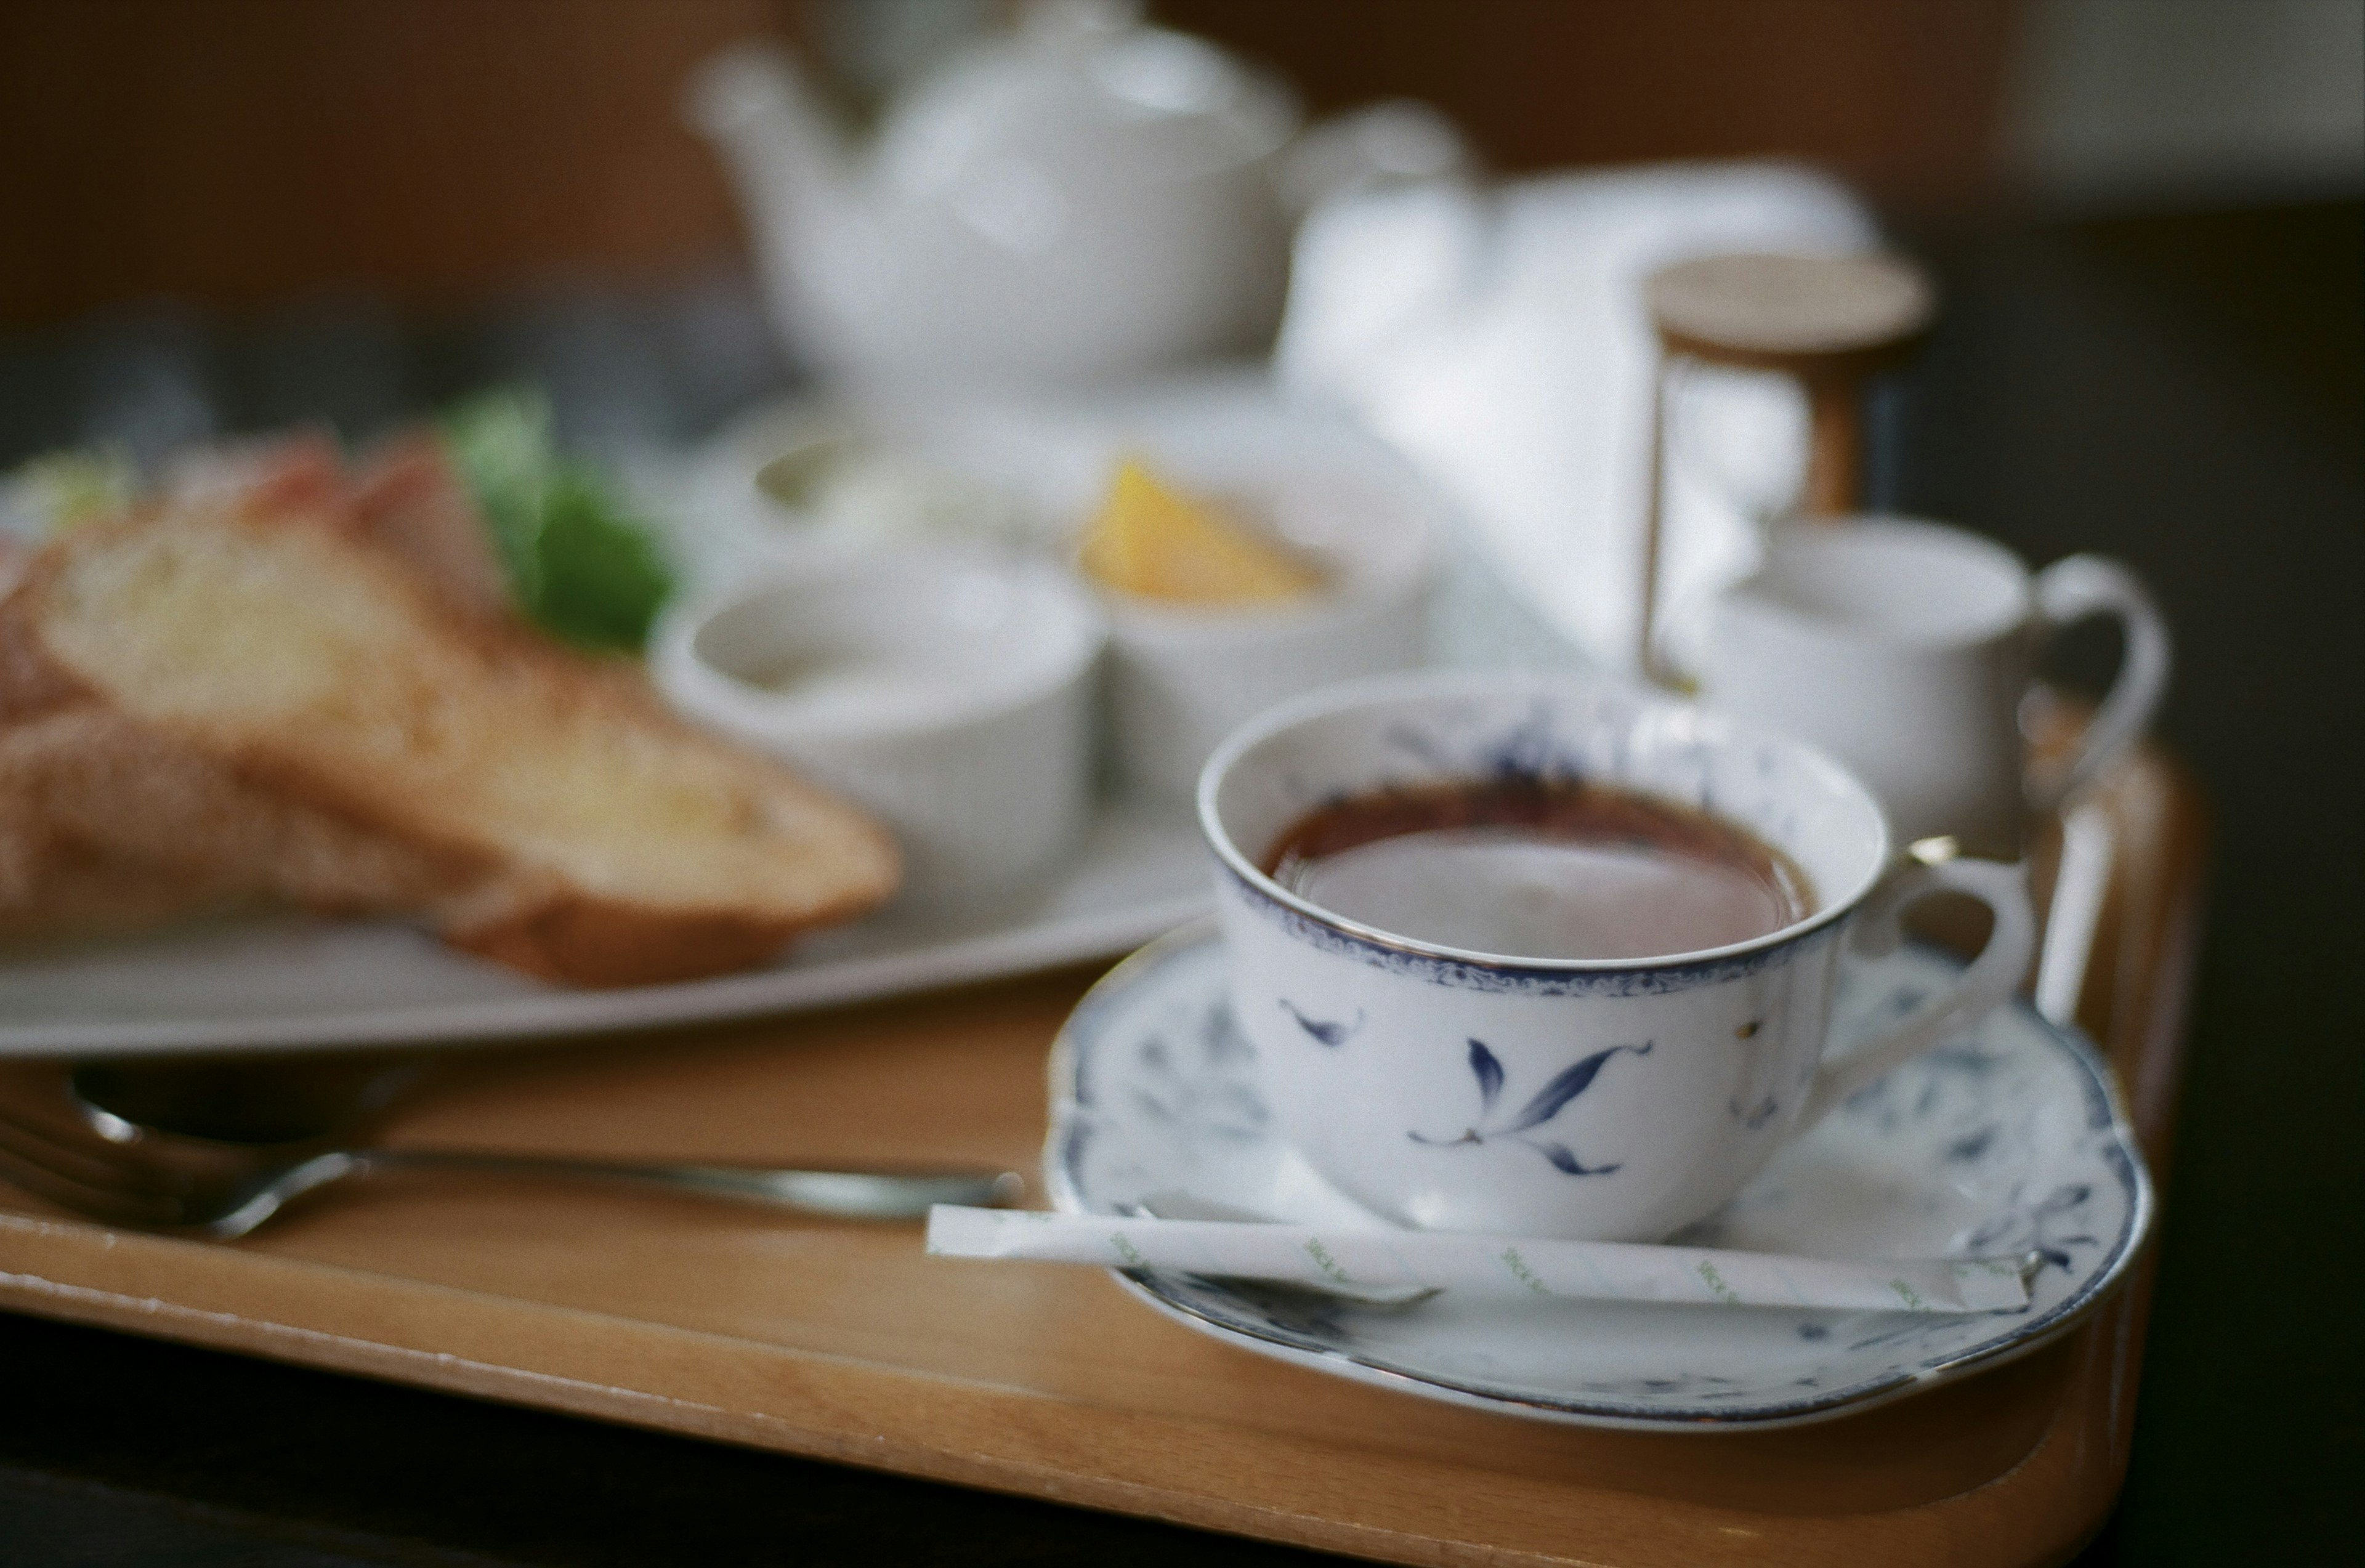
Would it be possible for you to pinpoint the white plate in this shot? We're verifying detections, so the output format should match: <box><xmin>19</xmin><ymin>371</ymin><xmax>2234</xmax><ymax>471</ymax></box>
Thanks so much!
<box><xmin>0</xmin><ymin>798</ymin><xmax>1205</xmax><ymax>1059</ymax></box>
<box><xmin>1045</xmin><ymin>923</ymin><xmax>2152</xmax><ymax>1431</ymax></box>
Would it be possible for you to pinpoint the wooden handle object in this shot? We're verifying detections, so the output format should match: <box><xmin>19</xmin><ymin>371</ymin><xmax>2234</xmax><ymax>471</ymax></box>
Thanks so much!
<box><xmin>1635</xmin><ymin>251</ymin><xmax>1934</xmax><ymax>676</ymax></box>
<box><xmin>1646</xmin><ymin>250</ymin><xmax>1934</xmax><ymax>514</ymax></box>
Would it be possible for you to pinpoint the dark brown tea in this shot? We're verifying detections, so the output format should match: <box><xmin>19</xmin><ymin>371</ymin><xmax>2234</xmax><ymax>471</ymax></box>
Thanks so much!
<box><xmin>1261</xmin><ymin>777</ymin><xmax>1814</xmax><ymax>961</ymax></box>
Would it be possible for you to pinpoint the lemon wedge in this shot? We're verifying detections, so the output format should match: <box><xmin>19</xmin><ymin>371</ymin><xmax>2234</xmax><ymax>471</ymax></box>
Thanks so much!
<box><xmin>1078</xmin><ymin>459</ymin><xmax>1322</xmax><ymax>605</ymax></box>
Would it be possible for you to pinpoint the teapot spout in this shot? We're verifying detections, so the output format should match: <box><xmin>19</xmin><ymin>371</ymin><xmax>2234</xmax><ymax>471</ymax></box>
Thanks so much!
<box><xmin>684</xmin><ymin>41</ymin><xmax>851</xmax><ymax>236</ymax></box>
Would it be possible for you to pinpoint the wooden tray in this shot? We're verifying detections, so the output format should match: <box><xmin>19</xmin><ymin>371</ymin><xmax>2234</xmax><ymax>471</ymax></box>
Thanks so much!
<box><xmin>0</xmin><ymin>747</ymin><xmax>2204</xmax><ymax>1568</ymax></box>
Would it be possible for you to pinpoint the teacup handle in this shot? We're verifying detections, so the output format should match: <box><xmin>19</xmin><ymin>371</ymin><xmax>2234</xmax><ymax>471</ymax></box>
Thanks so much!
<box><xmin>2029</xmin><ymin>554</ymin><xmax>2172</xmax><ymax>814</ymax></box>
<box><xmin>1797</xmin><ymin>857</ymin><xmax>2037</xmax><ymax>1128</ymax></box>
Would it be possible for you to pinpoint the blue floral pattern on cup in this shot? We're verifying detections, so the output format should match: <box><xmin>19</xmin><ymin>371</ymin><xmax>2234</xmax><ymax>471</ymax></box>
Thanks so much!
<box><xmin>1277</xmin><ymin>1000</ymin><xmax>1362</xmax><ymax>1046</ymax></box>
<box><xmin>1408</xmin><ymin>1038</ymin><xmax>1652</xmax><ymax>1175</ymax></box>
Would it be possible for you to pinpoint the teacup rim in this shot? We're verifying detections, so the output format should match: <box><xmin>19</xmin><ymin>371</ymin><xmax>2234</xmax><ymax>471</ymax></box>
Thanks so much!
<box><xmin>1195</xmin><ymin>668</ymin><xmax>1895</xmax><ymax>975</ymax></box>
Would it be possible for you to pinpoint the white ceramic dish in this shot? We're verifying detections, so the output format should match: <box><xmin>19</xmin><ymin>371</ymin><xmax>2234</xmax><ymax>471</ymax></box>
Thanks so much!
<box><xmin>1096</xmin><ymin>458</ymin><xmax>1435</xmax><ymax>798</ymax></box>
<box><xmin>705</xmin><ymin>409</ymin><xmax>1059</xmax><ymax>568</ymax></box>
<box><xmin>1045</xmin><ymin>923</ymin><xmax>2152</xmax><ymax>1431</ymax></box>
<box><xmin>687</xmin><ymin>19</ymin><xmax>1301</xmax><ymax>389</ymax></box>
<box><xmin>681</xmin><ymin>398</ymin><xmax>1101</xmax><ymax>588</ymax></box>
<box><xmin>655</xmin><ymin>548</ymin><xmax>1105</xmax><ymax>910</ymax></box>
<box><xmin>0</xmin><ymin>796</ymin><xmax>1206</xmax><ymax>1059</ymax></box>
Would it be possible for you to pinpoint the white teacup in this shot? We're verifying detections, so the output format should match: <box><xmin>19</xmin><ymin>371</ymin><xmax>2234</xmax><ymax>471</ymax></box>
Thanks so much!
<box><xmin>1199</xmin><ymin>671</ymin><xmax>2035</xmax><ymax>1243</ymax></box>
<box><xmin>1699</xmin><ymin>517</ymin><xmax>2170</xmax><ymax>859</ymax></box>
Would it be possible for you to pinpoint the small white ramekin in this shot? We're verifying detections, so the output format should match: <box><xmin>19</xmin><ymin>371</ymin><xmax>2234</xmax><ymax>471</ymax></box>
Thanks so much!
<box><xmin>1096</xmin><ymin>463</ymin><xmax>1436</xmax><ymax>798</ymax></box>
<box><xmin>653</xmin><ymin>548</ymin><xmax>1106</xmax><ymax>913</ymax></box>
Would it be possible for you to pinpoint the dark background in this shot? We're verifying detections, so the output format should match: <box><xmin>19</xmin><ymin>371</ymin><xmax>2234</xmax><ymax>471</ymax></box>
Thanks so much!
<box><xmin>2</xmin><ymin>2</ymin><xmax>2359</xmax><ymax>1562</ymax></box>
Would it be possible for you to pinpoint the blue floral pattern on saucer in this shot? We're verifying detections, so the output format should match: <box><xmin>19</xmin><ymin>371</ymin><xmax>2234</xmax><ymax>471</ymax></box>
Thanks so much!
<box><xmin>1044</xmin><ymin>923</ymin><xmax>2153</xmax><ymax>1431</ymax></box>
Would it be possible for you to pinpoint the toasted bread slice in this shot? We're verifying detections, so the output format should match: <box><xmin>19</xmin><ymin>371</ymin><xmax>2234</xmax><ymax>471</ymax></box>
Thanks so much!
<box><xmin>0</xmin><ymin>701</ymin><xmax>478</xmax><ymax>925</ymax></box>
<box><xmin>4</xmin><ymin>493</ymin><xmax>899</xmax><ymax>984</ymax></box>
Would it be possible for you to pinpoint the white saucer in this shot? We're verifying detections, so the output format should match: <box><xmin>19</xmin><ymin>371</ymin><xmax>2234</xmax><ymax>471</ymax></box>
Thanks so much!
<box><xmin>1044</xmin><ymin>923</ymin><xmax>2152</xmax><ymax>1431</ymax></box>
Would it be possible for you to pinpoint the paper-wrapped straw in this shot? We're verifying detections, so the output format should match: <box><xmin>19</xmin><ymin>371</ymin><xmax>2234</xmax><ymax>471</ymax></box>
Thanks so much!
<box><xmin>928</xmin><ymin>1206</ymin><xmax>2037</xmax><ymax>1314</ymax></box>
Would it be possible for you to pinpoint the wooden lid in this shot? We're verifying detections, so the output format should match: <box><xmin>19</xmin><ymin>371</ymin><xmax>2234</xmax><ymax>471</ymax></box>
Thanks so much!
<box><xmin>1646</xmin><ymin>251</ymin><xmax>1934</xmax><ymax>375</ymax></box>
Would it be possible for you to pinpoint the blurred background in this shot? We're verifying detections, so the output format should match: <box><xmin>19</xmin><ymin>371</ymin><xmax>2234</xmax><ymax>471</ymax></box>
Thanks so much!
<box><xmin>0</xmin><ymin>2</ymin><xmax>2358</xmax><ymax>1564</ymax></box>
<box><xmin>4</xmin><ymin>0</ymin><xmax>2359</xmax><ymax>327</ymax></box>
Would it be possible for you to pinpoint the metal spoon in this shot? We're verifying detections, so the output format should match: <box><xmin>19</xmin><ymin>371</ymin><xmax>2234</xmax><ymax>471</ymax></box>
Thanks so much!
<box><xmin>0</xmin><ymin>1062</ymin><xmax>1022</xmax><ymax>1238</ymax></box>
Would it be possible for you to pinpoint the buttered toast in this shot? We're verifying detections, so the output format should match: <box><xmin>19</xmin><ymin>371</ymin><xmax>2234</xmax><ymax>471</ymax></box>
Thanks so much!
<box><xmin>0</xmin><ymin>486</ymin><xmax>899</xmax><ymax>985</ymax></box>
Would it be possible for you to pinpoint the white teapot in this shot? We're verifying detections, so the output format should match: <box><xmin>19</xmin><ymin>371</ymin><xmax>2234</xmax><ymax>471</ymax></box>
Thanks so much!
<box><xmin>688</xmin><ymin>0</ymin><xmax>1464</xmax><ymax>390</ymax></box>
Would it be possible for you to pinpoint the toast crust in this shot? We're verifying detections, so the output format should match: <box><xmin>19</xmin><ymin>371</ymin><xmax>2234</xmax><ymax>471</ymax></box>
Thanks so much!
<box><xmin>444</xmin><ymin>895</ymin><xmax>870</xmax><ymax>988</ymax></box>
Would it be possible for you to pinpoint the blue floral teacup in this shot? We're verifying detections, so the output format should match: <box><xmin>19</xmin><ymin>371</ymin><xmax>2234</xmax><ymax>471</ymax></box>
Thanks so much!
<box><xmin>1197</xmin><ymin>670</ymin><xmax>2036</xmax><ymax>1242</ymax></box>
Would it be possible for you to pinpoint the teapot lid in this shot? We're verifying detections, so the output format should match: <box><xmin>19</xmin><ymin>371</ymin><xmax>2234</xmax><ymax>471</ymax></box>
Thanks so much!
<box><xmin>873</xmin><ymin>0</ymin><xmax>1297</xmax><ymax>195</ymax></box>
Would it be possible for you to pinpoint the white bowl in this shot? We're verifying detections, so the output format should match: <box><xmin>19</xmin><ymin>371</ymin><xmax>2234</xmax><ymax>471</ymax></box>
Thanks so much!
<box><xmin>654</xmin><ymin>548</ymin><xmax>1106</xmax><ymax>912</ymax></box>
<box><xmin>1095</xmin><ymin>462</ymin><xmax>1436</xmax><ymax>798</ymax></box>
<box><xmin>681</xmin><ymin>402</ymin><xmax>1090</xmax><ymax>592</ymax></box>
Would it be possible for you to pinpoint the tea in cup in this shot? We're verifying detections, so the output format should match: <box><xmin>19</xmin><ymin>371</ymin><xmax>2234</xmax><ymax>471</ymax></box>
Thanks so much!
<box><xmin>1198</xmin><ymin>671</ymin><xmax>2034</xmax><ymax>1243</ymax></box>
<box><xmin>1697</xmin><ymin>517</ymin><xmax>2170</xmax><ymax>859</ymax></box>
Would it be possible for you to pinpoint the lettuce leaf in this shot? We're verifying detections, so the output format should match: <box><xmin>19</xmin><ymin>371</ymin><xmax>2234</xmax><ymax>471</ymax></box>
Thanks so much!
<box><xmin>439</xmin><ymin>389</ymin><xmax>674</xmax><ymax>651</ymax></box>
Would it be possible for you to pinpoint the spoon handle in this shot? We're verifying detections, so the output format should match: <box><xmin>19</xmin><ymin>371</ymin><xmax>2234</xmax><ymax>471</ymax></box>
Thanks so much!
<box><xmin>351</xmin><ymin>1149</ymin><xmax>1023</xmax><ymax>1219</ymax></box>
